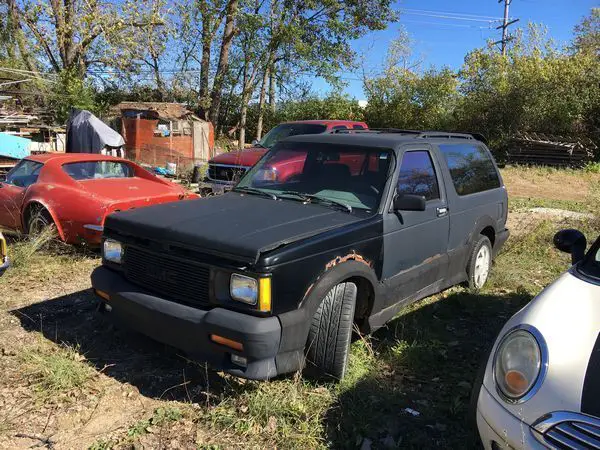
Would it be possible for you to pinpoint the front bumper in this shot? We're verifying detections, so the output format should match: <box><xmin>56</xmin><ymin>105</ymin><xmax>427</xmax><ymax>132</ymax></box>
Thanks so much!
<box><xmin>91</xmin><ymin>266</ymin><xmax>302</xmax><ymax>380</ymax></box>
<box><xmin>476</xmin><ymin>385</ymin><xmax>545</xmax><ymax>449</ymax></box>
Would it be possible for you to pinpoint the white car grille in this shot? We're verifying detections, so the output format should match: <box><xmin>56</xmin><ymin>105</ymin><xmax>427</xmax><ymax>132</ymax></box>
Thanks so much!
<box><xmin>534</xmin><ymin>412</ymin><xmax>600</xmax><ymax>449</ymax></box>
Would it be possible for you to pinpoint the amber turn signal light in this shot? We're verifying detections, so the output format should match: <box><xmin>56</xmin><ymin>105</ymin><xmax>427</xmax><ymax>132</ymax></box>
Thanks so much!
<box><xmin>211</xmin><ymin>334</ymin><xmax>244</xmax><ymax>352</ymax></box>
<box><xmin>94</xmin><ymin>289</ymin><xmax>110</xmax><ymax>302</ymax></box>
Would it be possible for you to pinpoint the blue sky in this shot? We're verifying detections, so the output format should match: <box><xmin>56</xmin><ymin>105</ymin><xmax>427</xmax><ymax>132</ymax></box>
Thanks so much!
<box><xmin>312</xmin><ymin>0</ymin><xmax>597</xmax><ymax>99</ymax></box>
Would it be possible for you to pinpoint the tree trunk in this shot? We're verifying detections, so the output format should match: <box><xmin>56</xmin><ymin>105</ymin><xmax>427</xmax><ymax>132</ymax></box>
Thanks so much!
<box><xmin>238</xmin><ymin>58</ymin><xmax>250</xmax><ymax>150</ymax></box>
<box><xmin>255</xmin><ymin>65</ymin><xmax>270</xmax><ymax>141</ymax></box>
<box><xmin>198</xmin><ymin>5</ymin><xmax>212</xmax><ymax>116</ymax></box>
<box><xmin>268</xmin><ymin>63</ymin><xmax>276</xmax><ymax>113</ymax></box>
<box><xmin>209</xmin><ymin>0</ymin><xmax>239</xmax><ymax>130</ymax></box>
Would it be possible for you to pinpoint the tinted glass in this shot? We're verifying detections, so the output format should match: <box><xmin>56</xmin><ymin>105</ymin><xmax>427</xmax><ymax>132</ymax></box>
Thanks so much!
<box><xmin>439</xmin><ymin>144</ymin><xmax>501</xmax><ymax>196</ymax></box>
<box><xmin>63</xmin><ymin>161</ymin><xmax>133</xmax><ymax>180</ymax></box>
<box><xmin>353</xmin><ymin>124</ymin><xmax>366</xmax><ymax>130</ymax></box>
<box><xmin>333</xmin><ymin>125</ymin><xmax>348</xmax><ymax>130</ymax></box>
<box><xmin>237</xmin><ymin>142</ymin><xmax>392</xmax><ymax>212</ymax></box>
<box><xmin>397</xmin><ymin>151</ymin><xmax>440</xmax><ymax>201</ymax></box>
<box><xmin>259</xmin><ymin>123</ymin><xmax>327</xmax><ymax>149</ymax></box>
<box><xmin>5</xmin><ymin>159</ymin><xmax>43</xmax><ymax>188</ymax></box>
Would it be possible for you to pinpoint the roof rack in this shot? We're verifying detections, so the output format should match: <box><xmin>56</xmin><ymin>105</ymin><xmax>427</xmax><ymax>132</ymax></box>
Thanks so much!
<box><xmin>332</xmin><ymin>128</ymin><xmax>487</xmax><ymax>143</ymax></box>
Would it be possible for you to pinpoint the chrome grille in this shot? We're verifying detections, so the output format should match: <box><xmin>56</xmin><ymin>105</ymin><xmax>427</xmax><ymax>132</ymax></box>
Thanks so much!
<box><xmin>123</xmin><ymin>246</ymin><xmax>210</xmax><ymax>308</ymax></box>
<box><xmin>207</xmin><ymin>164</ymin><xmax>249</xmax><ymax>183</ymax></box>
<box><xmin>535</xmin><ymin>412</ymin><xmax>600</xmax><ymax>450</ymax></box>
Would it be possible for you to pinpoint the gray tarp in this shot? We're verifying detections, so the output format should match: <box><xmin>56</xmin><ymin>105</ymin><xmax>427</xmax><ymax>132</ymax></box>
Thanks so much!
<box><xmin>66</xmin><ymin>109</ymin><xmax>125</xmax><ymax>154</ymax></box>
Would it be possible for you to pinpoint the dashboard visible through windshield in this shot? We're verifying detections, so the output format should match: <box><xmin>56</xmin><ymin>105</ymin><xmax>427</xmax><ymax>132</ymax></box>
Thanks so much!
<box><xmin>236</xmin><ymin>141</ymin><xmax>393</xmax><ymax>213</ymax></box>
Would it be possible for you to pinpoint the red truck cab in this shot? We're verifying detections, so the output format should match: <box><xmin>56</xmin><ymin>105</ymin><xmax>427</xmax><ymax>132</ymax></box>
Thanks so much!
<box><xmin>206</xmin><ymin>120</ymin><xmax>368</xmax><ymax>193</ymax></box>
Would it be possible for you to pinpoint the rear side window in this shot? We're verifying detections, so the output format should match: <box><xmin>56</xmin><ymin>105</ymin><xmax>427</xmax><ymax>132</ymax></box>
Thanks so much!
<box><xmin>63</xmin><ymin>161</ymin><xmax>134</xmax><ymax>180</ymax></box>
<box><xmin>353</xmin><ymin>124</ymin><xmax>366</xmax><ymax>130</ymax></box>
<box><xmin>397</xmin><ymin>151</ymin><xmax>440</xmax><ymax>201</ymax></box>
<box><xmin>332</xmin><ymin>125</ymin><xmax>348</xmax><ymax>130</ymax></box>
<box><xmin>439</xmin><ymin>144</ymin><xmax>501</xmax><ymax>196</ymax></box>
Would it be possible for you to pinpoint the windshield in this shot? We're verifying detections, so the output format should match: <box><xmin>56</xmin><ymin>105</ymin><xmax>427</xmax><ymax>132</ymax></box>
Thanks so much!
<box><xmin>63</xmin><ymin>161</ymin><xmax>133</xmax><ymax>180</ymax></box>
<box><xmin>236</xmin><ymin>141</ymin><xmax>393</xmax><ymax>212</ymax></box>
<box><xmin>258</xmin><ymin>123</ymin><xmax>327</xmax><ymax>149</ymax></box>
<box><xmin>579</xmin><ymin>236</ymin><xmax>600</xmax><ymax>280</ymax></box>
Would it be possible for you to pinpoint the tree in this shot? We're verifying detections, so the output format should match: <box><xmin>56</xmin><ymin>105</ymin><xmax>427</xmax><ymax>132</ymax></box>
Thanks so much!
<box><xmin>11</xmin><ymin>0</ymin><xmax>165</xmax><ymax>77</ymax></box>
<box><xmin>572</xmin><ymin>8</ymin><xmax>599</xmax><ymax>57</ymax></box>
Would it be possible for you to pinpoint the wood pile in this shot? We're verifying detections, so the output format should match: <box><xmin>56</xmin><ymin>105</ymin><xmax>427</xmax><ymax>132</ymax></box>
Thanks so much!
<box><xmin>506</xmin><ymin>132</ymin><xmax>598</xmax><ymax>167</ymax></box>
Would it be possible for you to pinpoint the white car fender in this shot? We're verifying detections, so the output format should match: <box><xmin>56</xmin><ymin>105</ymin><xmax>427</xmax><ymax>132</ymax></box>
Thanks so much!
<box><xmin>482</xmin><ymin>270</ymin><xmax>600</xmax><ymax>425</ymax></box>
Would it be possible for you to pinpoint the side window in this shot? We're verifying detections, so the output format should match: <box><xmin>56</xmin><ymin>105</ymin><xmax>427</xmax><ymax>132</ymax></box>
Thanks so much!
<box><xmin>439</xmin><ymin>144</ymin><xmax>501</xmax><ymax>196</ymax></box>
<box><xmin>332</xmin><ymin>125</ymin><xmax>348</xmax><ymax>130</ymax></box>
<box><xmin>353</xmin><ymin>124</ymin><xmax>366</xmax><ymax>130</ymax></box>
<box><xmin>397</xmin><ymin>151</ymin><xmax>440</xmax><ymax>201</ymax></box>
<box><xmin>5</xmin><ymin>160</ymin><xmax>43</xmax><ymax>188</ymax></box>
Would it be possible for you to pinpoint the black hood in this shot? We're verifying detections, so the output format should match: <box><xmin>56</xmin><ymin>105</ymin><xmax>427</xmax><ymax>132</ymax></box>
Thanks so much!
<box><xmin>104</xmin><ymin>192</ymin><xmax>362</xmax><ymax>263</ymax></box>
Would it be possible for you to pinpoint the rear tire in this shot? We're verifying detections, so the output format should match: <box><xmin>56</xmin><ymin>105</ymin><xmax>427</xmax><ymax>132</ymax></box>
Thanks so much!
<box><xmin>306</xmin><ymin>282</ymin><xmax>357</xmax><ymax>380</ymax></box>
<box><xmin>27</xmin><ymin>206</ymin><xmax>54</xmax><ymax>237</ymax></box>
<box><xmin>467</xmin><ymin>236</ymin><xmax>493</xmax><ymax>290</ymax></box>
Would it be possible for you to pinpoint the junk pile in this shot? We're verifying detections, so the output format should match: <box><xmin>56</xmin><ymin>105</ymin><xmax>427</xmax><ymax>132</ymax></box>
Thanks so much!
<box><xmin>506</xmin><ymin>132</ymin><xmax>598</xmax><ymax>167</ymax></box>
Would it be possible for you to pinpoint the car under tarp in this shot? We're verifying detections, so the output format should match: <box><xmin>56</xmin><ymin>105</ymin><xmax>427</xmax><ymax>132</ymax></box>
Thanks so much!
<box><xmin>66</xmin><ymin>109</ymin><xmax>125</xmax><ymax>154</ymax></box>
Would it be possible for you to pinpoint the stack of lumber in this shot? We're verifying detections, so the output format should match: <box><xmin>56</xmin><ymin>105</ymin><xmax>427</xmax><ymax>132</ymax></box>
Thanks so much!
<box><xmin>506</xmin><ymin>132</ymin><xmax>597</xmax><ymax>167</ymax></box>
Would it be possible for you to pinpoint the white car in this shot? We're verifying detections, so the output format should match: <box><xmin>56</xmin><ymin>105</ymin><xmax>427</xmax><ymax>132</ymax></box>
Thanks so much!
<box><xmin>474</xmin><ymin>229</ymin><xmax>600</xmax><ymax>449</ymax></box>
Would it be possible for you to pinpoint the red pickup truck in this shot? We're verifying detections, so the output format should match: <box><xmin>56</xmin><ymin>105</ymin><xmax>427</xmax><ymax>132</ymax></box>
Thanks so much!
<box><xmin>206</xmin><ymin>120</ymin><xmax>368</xmax><ymax>193</ymax></box>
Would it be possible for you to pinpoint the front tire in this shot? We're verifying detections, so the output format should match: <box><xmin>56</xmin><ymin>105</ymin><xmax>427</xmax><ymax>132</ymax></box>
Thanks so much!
<box><xmin>467</xmin><ymin>236</ymin><xmax>492</xmax><ymax>290</ymax></box>
<box><xmin>306</xmin><ymin>282</ymin><xmax>357</xmax><ymax>380</ymax></box>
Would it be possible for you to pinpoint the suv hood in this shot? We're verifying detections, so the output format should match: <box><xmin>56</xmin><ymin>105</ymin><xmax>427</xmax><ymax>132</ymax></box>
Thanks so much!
<box><xmin>104</xmin><ymin>192</ymin><xmax>361</xmax><ymax>263</ymax></box>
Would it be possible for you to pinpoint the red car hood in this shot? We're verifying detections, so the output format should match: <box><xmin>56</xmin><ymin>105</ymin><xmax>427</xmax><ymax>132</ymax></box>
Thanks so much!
<box><xmin>210</xmin><ymin>148</ymin><xmax>267</xmax><ymax>167</ymax></box>
<box><xmin>77</xmin><ymin>177</ymin><xmax>187</xmax><ymax>211</ymax></box>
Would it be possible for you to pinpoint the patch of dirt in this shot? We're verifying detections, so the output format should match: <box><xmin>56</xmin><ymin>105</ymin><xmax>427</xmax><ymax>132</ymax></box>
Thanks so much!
<box><xmin>502</xmin><ymin>168</ymin><xmax>600</xmax><ymax>201</ymax></box>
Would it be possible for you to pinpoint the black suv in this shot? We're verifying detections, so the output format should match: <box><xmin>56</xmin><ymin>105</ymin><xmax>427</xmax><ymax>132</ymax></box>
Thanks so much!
<box><xmin>92</xmin><ymin>131</ymin><xmax>509</xmax><ymax>380</ymax></box>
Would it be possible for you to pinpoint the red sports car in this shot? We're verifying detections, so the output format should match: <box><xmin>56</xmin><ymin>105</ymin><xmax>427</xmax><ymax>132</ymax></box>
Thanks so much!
<box><xmin>0</xmin><ymin>153</ymin><xmax>197</xmax><ymax>245</ymax></box>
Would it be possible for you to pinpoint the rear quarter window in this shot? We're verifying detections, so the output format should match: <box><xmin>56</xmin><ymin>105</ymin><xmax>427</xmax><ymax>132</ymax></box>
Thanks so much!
<box><xmin>438</xmin><ymin>144</ymin><xmax>501</xmax><ymax>196</ymax></box>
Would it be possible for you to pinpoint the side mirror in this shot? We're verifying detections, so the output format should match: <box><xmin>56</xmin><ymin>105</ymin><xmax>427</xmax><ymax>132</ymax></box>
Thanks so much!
<box><xmin>251</xmin><ymin>139</ymin><xmax>259</xmax><ymax>146</ymax></box>
<box><xmin>554</xmin><ymin>229</ymin><xmax>587</xmax><ymax>265</ymax></box>
<box><xmin>394</xmin><ymin>194</ymin><xmax>426</xmax><ymax>212</ymax></box>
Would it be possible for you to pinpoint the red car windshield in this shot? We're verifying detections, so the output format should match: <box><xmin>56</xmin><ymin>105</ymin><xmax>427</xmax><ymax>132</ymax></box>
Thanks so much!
<box><xmin>63</xmin><ymin>161</ymin><xmax>133</xmax><ymax>180</ymax></box>
<box><xmin>258</xmin><ymin>123</ymin><xmax>327</xmax><ymax>149</ymax></box>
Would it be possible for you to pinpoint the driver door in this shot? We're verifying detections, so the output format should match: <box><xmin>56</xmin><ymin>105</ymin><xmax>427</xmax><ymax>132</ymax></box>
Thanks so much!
<box><xmin>0</xmin><ymin>160</ymin><xmax>43</xmax><ymax>231</ymax></box>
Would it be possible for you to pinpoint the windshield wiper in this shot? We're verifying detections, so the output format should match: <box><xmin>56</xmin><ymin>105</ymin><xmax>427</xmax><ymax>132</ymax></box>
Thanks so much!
<box><xmin>233</xmin><ymin>186</ymin><xmax>278</xmax><ymax>200</ymax></box>
<box><xmin>279</xmin><ymin>191</ymin><xmax>352</xmax><ymax>213</ymax></box>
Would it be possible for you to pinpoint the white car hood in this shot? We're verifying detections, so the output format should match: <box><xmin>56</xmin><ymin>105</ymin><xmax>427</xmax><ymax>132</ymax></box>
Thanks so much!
<box><xmin>483</xmin><ymin>270</ymin><xmax>600</xmax><ymax>425</ymax></box>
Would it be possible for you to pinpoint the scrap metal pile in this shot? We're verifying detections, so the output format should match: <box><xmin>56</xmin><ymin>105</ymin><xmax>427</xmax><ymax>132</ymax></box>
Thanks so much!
<box><xmin>506</xmin><ymin>132</ymin><xmax>598</xmax><ymax>167</ymax></box>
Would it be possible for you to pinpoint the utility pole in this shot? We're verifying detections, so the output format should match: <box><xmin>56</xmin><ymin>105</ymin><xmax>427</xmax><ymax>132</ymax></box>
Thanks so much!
<box><xmin>494</xmin><ymin>0</ymin><xmax>519</xmax><ymax>56</ymax></box>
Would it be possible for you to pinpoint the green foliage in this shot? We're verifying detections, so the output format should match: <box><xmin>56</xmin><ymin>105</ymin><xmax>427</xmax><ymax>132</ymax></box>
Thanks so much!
<box><xmin>363</xmin><ymin>21</ymin><xmax>600</xmax><ymax>154</ymax></box>
<box><xmin>48</xmin><ymin>69</ymin><xmax>99</xmax><ymax>123</ymax></box>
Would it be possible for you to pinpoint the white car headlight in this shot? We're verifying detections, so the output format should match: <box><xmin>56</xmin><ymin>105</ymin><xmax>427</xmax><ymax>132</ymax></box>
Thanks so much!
<box><xmin>230</xmin><ymin>274</ymin><xmax>258</xmax><ymax>305</ymax></box>
<box><xmin>494</xmin><ymin>327</ymin><xmax>546</xmax><ymax>402</ymax></box>
<box><xmin>103</xmin><ymin>239</ymin><xmax>123</xmax><ymax>264</ymax></box>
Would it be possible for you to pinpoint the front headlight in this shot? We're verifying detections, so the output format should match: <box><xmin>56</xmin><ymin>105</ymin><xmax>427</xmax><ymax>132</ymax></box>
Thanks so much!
<box><xmin>230</xmin><ymin>274</ymin><xmax>258</xmax><ymax>305</ymax></box>
<box><xmin>103</xmin><ymin>239</ymin><xmax>123</xmax><ymax>264</ymax></box>
<box><xmin>494</xmin><ymin>327</ymin><xmax>545</xmax><ymax>402</ymax></box>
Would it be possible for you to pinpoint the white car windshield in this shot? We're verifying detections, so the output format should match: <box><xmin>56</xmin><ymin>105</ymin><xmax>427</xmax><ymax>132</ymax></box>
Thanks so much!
<box><xmin>235</xmin><ymin>141</ymin><xmax>393</xmax><ymax>213</ymax></box>
<box><xmin>580</xmin><ymin>237</ymin><xmax>600</xmax><ymax>280</ymax></box>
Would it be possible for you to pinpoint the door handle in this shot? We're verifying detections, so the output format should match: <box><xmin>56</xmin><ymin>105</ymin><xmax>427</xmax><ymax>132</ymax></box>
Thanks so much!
<box><xmin>436</xmin><ymin>207</ymin><xmax>448</xmax><ymax>217</ymax></box>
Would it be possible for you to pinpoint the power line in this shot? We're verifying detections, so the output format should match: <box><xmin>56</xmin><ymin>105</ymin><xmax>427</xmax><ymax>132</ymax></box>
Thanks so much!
<box><xmin>493</xmin><ymin>0</ymin><xmax>520</xmax><ymax>55</ymax></box>
<box><xmin>401</xmin><ymin>10</ymin><xmax>502</xmax><ymax>23</ymax></box>
<box><xmin>400</xmin><ymin>8</ymin><xmax>504</xmax><ymax>21</ymax></box>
